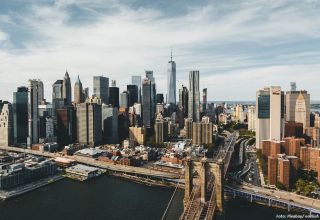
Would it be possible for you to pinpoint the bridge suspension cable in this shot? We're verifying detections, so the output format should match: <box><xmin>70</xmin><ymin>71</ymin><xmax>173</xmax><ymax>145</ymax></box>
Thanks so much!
<box><xmin>161</xmin><ymin>177</ymin><xmax>181</xmax><ymax>220</ymax></box>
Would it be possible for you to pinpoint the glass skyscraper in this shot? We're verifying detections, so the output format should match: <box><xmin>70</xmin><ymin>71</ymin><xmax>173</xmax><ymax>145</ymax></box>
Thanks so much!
<box><xmin>93</xmin><ymin>76</ymin><xmax>109</xmax><ymax>104</ymax></box>
<box><xmin>13</xmin><ymin>86</ymin><xmax>28</xmax><ymax>145</ymax></box>
<box><xmin>188</xmin><ymin>71</ymin><xmax>200</xmax><ymax>122</ymax></box>
<box><xmin>167</xmin><ymin>51</ymin><xmax>176</xmax><ymax>104</ymax></box>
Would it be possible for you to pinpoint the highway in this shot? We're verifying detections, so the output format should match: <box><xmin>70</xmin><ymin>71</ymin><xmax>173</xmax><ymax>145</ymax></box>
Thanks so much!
<box><xmin>0</xmin><ymin>145</ymin><xmax>180</xmax><ymax>179</ymax></box>
<box><xmin>231</xmin><ymin>183</ymin><xmax>320</xmax><ymax>210</ymax></box>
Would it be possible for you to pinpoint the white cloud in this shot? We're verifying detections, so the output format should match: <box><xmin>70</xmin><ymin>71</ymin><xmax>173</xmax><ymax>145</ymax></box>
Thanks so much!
<box><xmin>0</xmin><ymin>0</ymin><xmax>320</xmax><ymax>102</ymax></box>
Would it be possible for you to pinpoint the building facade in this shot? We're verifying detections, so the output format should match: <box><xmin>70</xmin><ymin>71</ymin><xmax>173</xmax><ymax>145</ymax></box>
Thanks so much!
<box><xmin>76</xmin><ymin>102</ymin><xmax>102</xmax><ymax>146</ymax></box>
<box><xmin>255</xmin><ymin>86</ymin><xmax>285</xmax><ymax>149</ymax></box>
<box><xmin>102</xmin><ymin>104</ymin><xmax>118</xmax><ymax>144</ymax></box>
<box><xmin>167</xmin><ymin>52</ymin><xmax>176</xmax><ymax>105</ymax></box>
<box><xmin>0</xmin><ymin>102</ymin><xmax>13</xmax><ymax>146</ymax></box>
<box><xmin>188</xmin><ymin>71</ymin><xmax>200</xmax><ymax>122</ymax></box>
<box><xmin>93</xmin><ymin>76</ymin><xmax>109</xmax><ymax>104</ymax></box>
<box><xmin>27</xmin><ymin>79</ymin><xmax>44</xmax><ymax>146</ymax></box>
<box><xmin>13</xmin><ymin>87</ymin><xmax>28</xmax><ymax>145</ymax></box>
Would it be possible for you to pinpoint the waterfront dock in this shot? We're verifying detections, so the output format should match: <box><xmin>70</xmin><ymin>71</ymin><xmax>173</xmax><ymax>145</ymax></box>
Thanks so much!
<box><xmin>0</xmin><ymin>174</ymin><xmax>64</xmax><ymax>200</ymax></box>
<box><xmin>65</xmin><ymin>164</ymin><xmax>106</xmax><ymax>181</ymax></box>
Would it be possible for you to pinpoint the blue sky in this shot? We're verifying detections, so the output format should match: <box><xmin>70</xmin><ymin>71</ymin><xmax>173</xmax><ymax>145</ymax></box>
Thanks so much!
<box><xmin>1</xmin><ymin>0</ymin><xmax>320</xmax><ymax>101</ymax></box>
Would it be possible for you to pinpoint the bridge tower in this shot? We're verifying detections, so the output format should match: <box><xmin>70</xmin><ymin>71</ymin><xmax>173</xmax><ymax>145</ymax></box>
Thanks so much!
<box><xmin>183</xmin><ymin>157</ymin><xmax>225</xmax><ymax>219</ymax></box>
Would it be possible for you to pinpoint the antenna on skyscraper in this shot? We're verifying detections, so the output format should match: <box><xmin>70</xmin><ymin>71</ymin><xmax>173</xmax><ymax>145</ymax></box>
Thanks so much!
<box><xmin>170</xmin><ymin>48</ymin><xmax>172</xmax><ymax>62</ymax></box>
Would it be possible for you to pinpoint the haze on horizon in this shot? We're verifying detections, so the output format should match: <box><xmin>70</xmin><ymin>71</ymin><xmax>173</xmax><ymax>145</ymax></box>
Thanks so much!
<box><xmin>1</xmin><ymin>0</ymin><xmax>320</xmax><ymax>102</ymax></box>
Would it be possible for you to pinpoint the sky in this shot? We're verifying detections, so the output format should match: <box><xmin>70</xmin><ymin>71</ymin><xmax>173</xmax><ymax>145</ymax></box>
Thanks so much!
<box><xmin>0</xmin><ymin>0</ymin><xmax>320</xmax><ymax>102</ymax></box>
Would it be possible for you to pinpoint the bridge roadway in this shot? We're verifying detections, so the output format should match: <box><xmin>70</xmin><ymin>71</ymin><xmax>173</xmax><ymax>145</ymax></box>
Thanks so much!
<box><xmin>215</xmin><ymin>132</ymin><xmax>238</xmax><ymax>177</ymax></box>
<box><xmin>226</xmin><ymin>184</ymin><xmax>320</xmax><ymax>213</ymax></box>
<box><xmin>0</xmin><ymin>145</ymin><xmax>179</xmax><ymax>179</ymax></box>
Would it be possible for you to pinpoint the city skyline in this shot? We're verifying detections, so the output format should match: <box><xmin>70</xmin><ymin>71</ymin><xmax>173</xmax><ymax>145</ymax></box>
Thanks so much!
<box><xmin>1</xmin><ymin>0</ymin><xmax>320</xmax><ymax>101</ymax></box>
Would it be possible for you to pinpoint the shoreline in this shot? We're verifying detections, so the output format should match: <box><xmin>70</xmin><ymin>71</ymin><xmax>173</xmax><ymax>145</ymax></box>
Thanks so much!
<box><xmin>0</xmin><ymin>174</ymin><xmax>65</xmax><ymax>201</ymax></box>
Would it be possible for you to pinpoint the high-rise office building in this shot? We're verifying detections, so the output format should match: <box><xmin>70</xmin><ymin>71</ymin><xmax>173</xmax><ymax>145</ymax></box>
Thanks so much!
<box><xmin>132</xmin><ymin>76</ymin><xmax>142</xmax><ymax>103</ymax></box>
<box><xmin>27</xmin><ymin>79</ymin><xmax>44</xmax><ymax>146</ymax></box>
<box><xmin>179</xmin><ymin>85</ymin><xmax>188</xmax><ymax>118</ymax></box>
<box><xmin>142</xmin><ymin>78</ymin><xmax>152</xmax><ymax>129</ymax></box>
<box><xmin>102</xmin><ymin>104</ymin><xmax>118</xmax><ymax>144</ymax></box>
<box><xmin>38</xmin><ymin>101</ymin><xmax>53</xmax><ymax>141</ymax></box>
<box><xmin>188</xmin><ymin>71</ymin><xmax>200</xmax><ymax>122</ymax></box>
<box><xmin>192</xmin><ymin>116</ymin><xmax>213</xmax><ymax>145</ymax></box>
<box><xmin>167</xmin><ymin>51</ymin><xmax>176</xmax><ymax>105</ymax></box>
<box><xmin>120</xmin><ymin>91</ymin><xmax>129</xmax><ymax>109</ymax></box>
<box><xmin>52</xmin><ymin>80</ymin><xmax>65</xmax><ymax>127</ymax></box>
<box><xmin>74</xmin><ymin>75</ymin><xmax>85</xmax><ymax>104</ymax></box>
<box><xmin>156</xmin><ymin>93</ymin><xmax>164</xmax><ymax>104</ymax></box>
<box><xmin>234</xmin><ymin>104</ymin><xmax>244</xmax><ymax>123</ymax></box>
<box><xmin>93</xmin><ymin>76</ymin><xmax>109</xmax><ymax>104</ymax></box>
<box><xmin>248</xmin><ymin>106</ymin><xmax>256</xmax><ymax>132</ymax></box>
<box><xmin>127</xmin><ymin>85</ymin><xmax>138</xmax><ymax>107</ymax></box>
<box><xmin>109</xmin><ymin>80</ymin><xmax>119</xmax><ymax>108</ymax></box>
<box><xmin>13</xmin><ymin>87</ymin><xmax>28</xmax><ymax>145</ymax></box>
<box><xmin>62</xmin><ymin>71</ymin><xmax>72</xmax><ymax>105</ymax></box>
<box><xmin>154</xmin><ymin>113</ymin><xmax>168</xmax><ymax>144</ymax></box>
<box><xmin>184</xmin><ymin>118</ymin><xmax>193</xmax><ymax>139</ymax></box>
<box><xmin>76</xmin><ymin>102</ymin><xmax>102</xmax><ymax>146</ymax></box>
<box><xmin>56</xmin><ymin>107</ymin><xmax>76</xmax><ymax>148</ymax></box>
<box><xmin>255</xmin><ymin>86</ymin><xmax>285</xmax><ymax>149</ymax></box>
<box><xmin>286</xmin><ymin>88</ymin><xmax>310</xmax><ymax>130</ymax></box>
<box><xmin>202</xmin><ymin>88</ymin><xmax>207</xmax><ymax>113</ymax></box>
<box><xmin>290</xmin><ymin>82</ymin><xmax>297</xmax><ymax>91</ymax></box>
<box><xmin>146</xmin><ymin>71</ymin><xmax>156</xmax><ymax>122</ymax></box>
<box><xmin>0</xmin><ymin>101</ymin><xmax>13</xmax><ymax>146</ymax></box>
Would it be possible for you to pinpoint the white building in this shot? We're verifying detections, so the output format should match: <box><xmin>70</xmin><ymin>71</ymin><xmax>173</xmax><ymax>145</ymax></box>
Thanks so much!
<box><xmin>248</xmin><ymin>106</ymin><xmax>256</xmax><ymax>132</ymax></box>
<box><xmin>255</xmin><ymin>86</ymin><xmax>284</xmax><ymax>149</ymax></box>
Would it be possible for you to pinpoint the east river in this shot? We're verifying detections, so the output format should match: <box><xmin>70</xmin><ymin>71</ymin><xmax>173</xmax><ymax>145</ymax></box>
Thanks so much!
<box><xmin>0</xmin><ymin>175</ymin><xmax>291</xmax><ymax>220</ymax></box>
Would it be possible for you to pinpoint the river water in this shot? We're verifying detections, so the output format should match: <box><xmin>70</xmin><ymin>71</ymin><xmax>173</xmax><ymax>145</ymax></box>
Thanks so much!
<box><xmin>0</xmin><ymin>175</ymin><xmax>289</xmax><ymax>220</ymax></box>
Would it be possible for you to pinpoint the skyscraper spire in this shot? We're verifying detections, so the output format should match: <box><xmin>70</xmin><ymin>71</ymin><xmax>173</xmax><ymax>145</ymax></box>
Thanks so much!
<box><xmin>170</xmin><ymin>48</ymin><xmax>172</xmax><ymax>62</ymax></box>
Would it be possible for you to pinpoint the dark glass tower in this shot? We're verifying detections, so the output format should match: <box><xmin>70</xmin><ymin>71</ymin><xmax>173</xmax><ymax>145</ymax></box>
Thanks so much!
<box><xmin>142</xmin><ymin>78</ymin><xmax>152</xmax><ymax>128</ymax></box>
<box><xmin>127</xmin><ymin>85</ymin><xmax>138</xmax><ymax>107</ymax></box>
<box><xmin>93</xmin><ymin>76</ymin><xmax>109</xmax><ymax>104</ymax></box>
<box><xmin>13</xmin><ymin>87</ymin><xmax>28</xmax><ymax>145</ymax></box>
<box><xmin>109</xmin><ymin>83</ymin><xmax>119</xmax><ymax>108</ymax></box>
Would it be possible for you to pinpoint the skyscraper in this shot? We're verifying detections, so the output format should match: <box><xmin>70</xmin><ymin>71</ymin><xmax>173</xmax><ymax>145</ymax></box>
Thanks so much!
<box><xmin>248</xmin><ymin>106</ymin><xmax>256</xmax><ymax>132</ymax></box>
<box><xmin>76</xmin><ymin>102</ymin><xmax>102</xmax><ymax>146</ymax></box>
<box><xmin>93</xmin><ymin>76</ymin><xmax>109</xmax><ymax>104</ymax></box>
<box><xmin>286</xmin><ymin>87</ymin><xmax>310</xmax><ymax>130</ymax></box>
<box><xmin>52</xmin><ymin>80</ymin><xmax>65</xmax><ymax>128</ymax></box>
<box><xmin>109</xmin><ymin>80</ymin><xmax>119</xmax><ymax>108</ymax></box>
<box><xmin>120</xmin><ymin>91</ymin><xmax>129</xmax><ymax>109</ymax></box>
<box><xmin>62</xmin><ymin>71</ymin><xmax>72</xmax><ymax>105</ymax></box>
<box><xmin>0</xmin><ymin>101</ymin><xmax>13</xmax><ymax>146</ymax></box>
<box><xmin>132</xmin><ymin>76</ymin><xmax>142</xmax><ymax>103</ymax></box>
<box><xmin>202</xmin><ymin>88</ymin><xmax>207</xmax><ymax>113</ymax></box>
<box><xmin>27</xmin><ymin>79</ymin><xmax>44</xmax><ymax>146</ymax></box>
<box><xmin>154</xmin><ymin>113</ymin><xmax>168</xmax><ymax>144</ymax></box>
<box><xmin>56</xmin><ymin>107</ymin><xmax>76</xmax><ymax>148</ymax></box>
<box><xmin>127</xmin><ymin>85</ymin><xmax>138</xmax><ymax>107</ymax></box>
<box><xmin>179</xmin><ymin>85</ymin><xmax>188</xmax><ymax>118</ymax></box>
<box><xmin>256</xmin><ymin>86</ymin><xmax>285</xmax><ymax>149</ymax></box>
<box><xmin>13</xmin><ymin>87</ymin><xmax>28</xmax><ymax>145</ymax></box>
<box><xmin>167</xmin><ymin>50</ymin><xmax>176</xmax><ymax>104</ymax></box>
<box><xmin>142</xmin><ymin>78</ymin><xmax>152</xmax><ymax>129</ymax></box>
<box><xmin>102</xmin><ymin>104</ymin><xmax>118</xmax><ymax>144</ymax></box>
<box><xmin>146</xmin><ymin>71</ymin><xmax>156</xmax><ymax>120</ymax></box>
<box><xmin>188</xmin><ymin>71</ymin><xmax>200</xmax><ymax>122</ymax></box>
<box><xmin>74</xmin><ymin>75</ymin><xmax>84</xmax><ymax>104</ymax></box>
